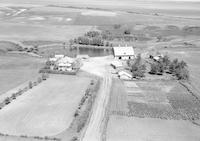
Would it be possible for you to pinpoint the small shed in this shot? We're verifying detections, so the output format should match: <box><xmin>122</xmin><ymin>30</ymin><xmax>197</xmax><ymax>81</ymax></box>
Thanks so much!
<box><xmin>113</xmin><ymin>46</ymin><xmax>135</xmax><ymax>60</ymax></box>
<box><xmin>118</xmin><ymin>70</ymin><xmax>132</xmax><ymax>80</ymax></box>
<box><xmin>49</xmin><ymin>57</ymin><xmax>57</xmax><ymax>62</ymax></box>
<box><xmin>110</xmin><ymin>61</ymin><xmax>123</xmax><ymax>69</ymax></box>
<box><xmin>76</xmin><ymin>54</ymin><xmax>89</xmax><ymax>59</ymax></box>
<box><xmin>55</xmin><ymin>54</ymin><xmax>64</xmax><ymax>59</ymax></box>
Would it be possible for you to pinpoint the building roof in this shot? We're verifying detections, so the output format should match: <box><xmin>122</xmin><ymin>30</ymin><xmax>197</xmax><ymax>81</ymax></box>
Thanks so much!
<box><xmin>118</xmin><ymin>70</ymin><xmax>132</xmax><ymax>78</ymax></box>
<box><xmin>113</xmin><ymin>47</ymin><xmax>134</xmax><ymax>57</ymax></box>
<box><xmin>58</xmin><ymin>56</ymin><xmax>74</xmax><ymax>64</ymax></box>
<box><xmin>49</xmin><ymin>57</ymin><xmax>58</xmax><ymax>62</ymax></box>
<box><xmin>58</xmin><ymin>63</ymin><xmax>72</xmax><ymax>67</ymax></box>
<box><xmin>111</xmin><ymin>61</ymin><xmax>123</xmax><ymax>68</ymax></box>
<box><xmin>55</xmin><ymin>54</ymin><xmax>64</xmax><ymax>58</ymax></box>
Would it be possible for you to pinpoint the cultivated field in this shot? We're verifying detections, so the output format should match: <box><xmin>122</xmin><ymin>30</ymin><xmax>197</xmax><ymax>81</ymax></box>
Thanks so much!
<box><xmin>107</xmin><ymin>79</ymin><xmax>200</xmax><ymax>141</ymax></box>
<box><xmin>111</xmin><ymin>79</ymin><xmax>200</xmax><ymax>120</ymax></box>
<box><xmin>0</xmin><ymin>74</ymin><xmax>91</xmax><ymax>136</ymax></box>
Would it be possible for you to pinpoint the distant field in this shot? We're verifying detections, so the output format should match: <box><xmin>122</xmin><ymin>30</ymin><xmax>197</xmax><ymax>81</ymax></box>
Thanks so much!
<box><xmin>0</xmin><ymin>22</ymin><xmax>92</xmax><ymax>41</ymax></box>
<box><xmin>0</xmin><ymin>54</ymin><xmax>44</xmax><ymax>95</ymax></box>
<box><xmin>1</xmin><ymin>0</ymin><xmax>200</xmax><ymax>18</ymax></box>
<box><xmin>0</xmin><ymin>74</ymin><xmax>91</xmax><ymax>136</ymax></box>
<box><xmin>107</xmin><ymin>115</ymin><xmax>200</xmax><ymax>141</ymax></box>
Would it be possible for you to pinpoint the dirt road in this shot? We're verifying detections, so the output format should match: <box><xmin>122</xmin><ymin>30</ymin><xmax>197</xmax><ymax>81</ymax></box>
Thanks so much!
<box><xmin>80</xmin><ymin>56</ymin><xmax>113</xmax><ymax>141</ymax></box>
<box><xmin>81</xmin><ymin>74</ymin><xmax>112</xmax><ymax>141</ymax></box>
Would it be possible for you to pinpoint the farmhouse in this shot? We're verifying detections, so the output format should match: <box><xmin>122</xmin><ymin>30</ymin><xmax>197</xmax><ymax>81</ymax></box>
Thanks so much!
<box><xmin>56</xmin><ymin>56</ymin><xmax>74</xmax><ymax>71</ymax></box>
<box><xmin>113</xmin><ymin>46</ymin><xmax>135</xmax><ymax>60</ymax></box>
<box><xmin>49</xmin><ymin>55</ymin><xmax>75</xmax><ymax>72</ymax></box>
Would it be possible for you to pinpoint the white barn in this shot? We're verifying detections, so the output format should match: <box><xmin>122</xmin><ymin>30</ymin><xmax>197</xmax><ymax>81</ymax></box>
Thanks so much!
<box><xmin>113</xmin><ymin>46</ymin><xmax>135</xmax><ymax>60</ymax></box>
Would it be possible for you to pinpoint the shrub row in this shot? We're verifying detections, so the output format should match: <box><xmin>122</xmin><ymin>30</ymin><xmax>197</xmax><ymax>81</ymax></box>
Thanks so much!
<box><xmin>74</xmin><ymin>79</ymin><xmax>100</xmax><ymax>133</ymax></box>
<box><xmin>0</xmin><ymin>73</ymin><xmax>49</xmax><ymax>111</ymax></box>
<box><xmin>39</xmin><ymin>69</ymin><xmax>77</xmax><ymax>75</ymax></box>
<box><xmin>0</xmin><ymin>132</ymin><xmax>60</xmax><ymax>141</ymax></box>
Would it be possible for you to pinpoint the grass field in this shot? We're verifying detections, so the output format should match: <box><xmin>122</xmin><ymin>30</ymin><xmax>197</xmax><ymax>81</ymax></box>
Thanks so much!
<box><xmin>0</xmin><ymin>74</ymin><xmax>91</xmax><ymax>136</ymax></box>
<box><xmin>0</xmin><ymin>22</ymin><xmax>92</xmax><ymax>41</ymax></box>
<box><xmin>161</xmin><ymin>48</ymin><xmax>200</xmax><ymax>96</ymax></box>
<box><xmin>0</xmin><ymin>1</ymin><xmax>200</xmax><ymax>42</ymax></box>
<box><xmin>0</xmin><ymin>54</ymin><xmax>44</xmax><ymax>95</ymax></box>
<box><xmin>107</xmin><ymin>115</ymin><xmax>200</xmax><ymax>141</ymax></box>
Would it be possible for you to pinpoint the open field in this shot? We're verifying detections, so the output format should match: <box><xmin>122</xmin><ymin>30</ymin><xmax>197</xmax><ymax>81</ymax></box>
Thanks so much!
<box><xmin>0</xmin><ymin>0</ymin><xmax>200</xmax><ymax>43</ymax></box>
<box><xmin>107</xmin><ymin>115</ymin><xmax>200</xmax><ymax>141</ymax></box>
<box><xmin>0</xmin><ymin>74</ymin><xmax>91</xmax><ymax>136</ymax></box>
<box><xmin>161</xmin><ymin>48</ymin><xmax>200</xmax><ymax>96</ymax></box>
<box><xmin>0</xmin><ymin>54</ymin><xmax>44</xmax><ymax>95</ymax></box>
<box><xmin>0</xmin><ymin>22</ymin><xmax>92</xmax><ymax>41</ymax></box>
<box><xmin>1</xmin><ymin>0</ymin><xmax>200</xmax><ymax>18</ymax></box>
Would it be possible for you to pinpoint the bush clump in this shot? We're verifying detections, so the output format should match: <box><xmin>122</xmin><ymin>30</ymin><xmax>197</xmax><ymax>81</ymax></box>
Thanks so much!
<box><xmin>128</xmin><ymin>54</ymin><xmax>146</xmax><ymax>78</ymax></box>
<box><xmin>149</xmin><ymin>55</ymin><xmax>189</xmax><ymax>80</ymax></box>
<box><xmin>29</xmin><ymin>81</ymin><xmax>33</xmax><ymax>89</ymax></box>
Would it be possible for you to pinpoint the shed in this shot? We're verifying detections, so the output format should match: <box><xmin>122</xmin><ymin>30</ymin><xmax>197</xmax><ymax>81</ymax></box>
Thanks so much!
<box><xmin>49</xmin><ymin>57</ymin><xmax>57</xmax><ymax>62</ymax></box>
<box><xmin>55</xmin><ymin>54</ymin><xmax>64</xmax><ymax>59</ymax></box>
<box><xmin>118</xmin><ymin>70</ymin><xmax>132</xmax><ymax>80</ymax></box>
<box><xmin>76</xmin><ymin>54</ymin><xmax>89</xmax><ymax>59</ymax></box>
<box><xmin>113</xmin><ymin>46</ymin><xmax>135</xmax><ymax>60</ymax></box>
<box><xmin>110</xmin><ymin>61</ymin><xmax>123</xmax><ymax>69</ymax></box>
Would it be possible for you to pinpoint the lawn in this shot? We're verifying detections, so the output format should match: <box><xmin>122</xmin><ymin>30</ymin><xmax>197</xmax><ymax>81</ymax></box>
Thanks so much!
<box><xmin>0</xmin><ymin>54</ymin><xmax>44</xmax><ymax>95</ymax></box>
<box><xmin>0</xmin><ymin>74</ymin><xmax>91</xmax><ymax>136</ymax></box>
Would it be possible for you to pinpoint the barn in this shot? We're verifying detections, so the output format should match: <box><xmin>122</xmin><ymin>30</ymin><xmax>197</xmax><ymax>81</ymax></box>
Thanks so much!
<box><xmin>113</xmin><ymin>46</ymin><xmax>135</xmax><ymax>60</ymax></box>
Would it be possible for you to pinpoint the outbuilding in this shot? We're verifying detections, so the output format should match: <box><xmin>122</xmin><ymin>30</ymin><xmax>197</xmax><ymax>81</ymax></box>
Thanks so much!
<box><xmin>113</xmin><ymin>46</ymin><xmax>135</xmax><ymax>60</ymax></box>
<box><xmin>118</xmin><ymin>70</ymin><xmax>132</xmax><ymax>80</ymax></box>
<box><xmin>110</xmin><ymin>61</ymin><xmax>123</xmax><ymax>69</ymax></box>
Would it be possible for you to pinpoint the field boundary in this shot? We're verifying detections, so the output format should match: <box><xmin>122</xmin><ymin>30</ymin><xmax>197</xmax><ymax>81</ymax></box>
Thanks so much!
<box><xmin>0</xmin><ymin>74</ymin><xmax>49</xmax><ymax>111</ymax></box>
<box><xmin>64</xmin><ymin>78</ymin><xmax>101</xmax><ymax>140</ymax></box>
<box><xmin>39</xmin><ymin>69</ymin><xmax>78</xmax><ymax>75</ymax></box>
<box><xmin>0</xmin><ymin>132</ymin><xmax>61</xmax><ymax>141</ymax></box>
<box><xmin>179</xmin><ymin>81</ymin><xmax>200</xmax><ymax>103</ymax></box>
